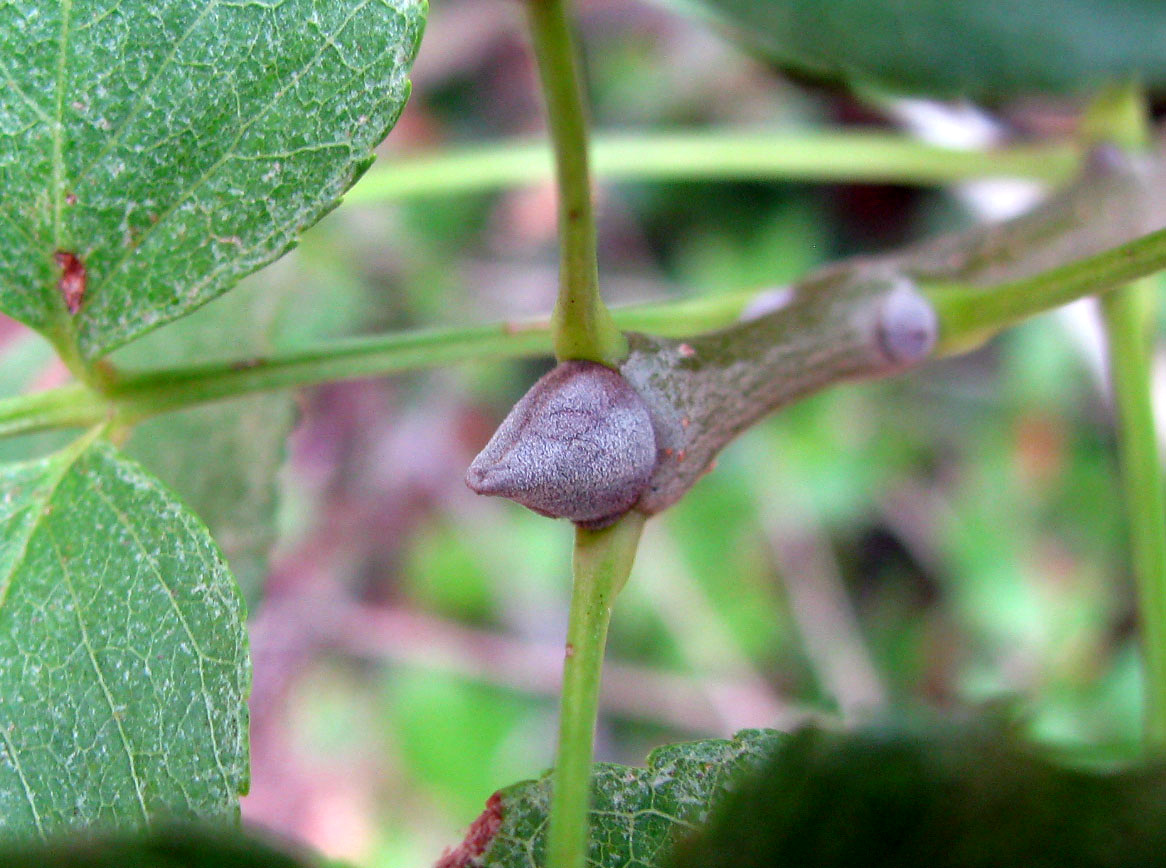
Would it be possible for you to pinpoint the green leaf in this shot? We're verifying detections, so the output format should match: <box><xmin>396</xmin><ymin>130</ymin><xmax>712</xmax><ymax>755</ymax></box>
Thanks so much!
<box><xmin>0</xmin><ymin>0</ymin><xmax>426</xmax><ymax>361</ymax></box>
<box><xmin>471</xmin><ymin>729</ymin><xmax>784</xmax><ymax>868</ymax></box>
<box><xmin>0</xmin><ymin>435</ymin><xmax>249</xmax><ymax>841</ymax></box>
<box><xmin>123</xmin><ymin>395</ymin><xmax>291</xmax><ymax>608</ymax></box>
<box><xmin>0</xmin><ymin>825</ymin><xmax>316</xmax><ymax>868</ymax></box>
<box><xmin>670</xmin><ymin>0</ymin><xmax>1166</xmax><ymax>99</ymax></box>
<box><xmin>667</xmin><ymin>724</ymin><xmax>1166</xmax><ymax>868</ymax></box>
<box><xmin>116</xmin><ymin>275</ymin><xmax>306</xmax><ymax>608</ymax></box>
<box><xmin>115</xmin><ymin>209</ymin><xmax>381</xmax><ymax>607</ymax></box>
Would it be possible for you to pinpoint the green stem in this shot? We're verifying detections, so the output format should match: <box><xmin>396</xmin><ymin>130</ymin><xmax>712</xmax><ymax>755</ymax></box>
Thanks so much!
<box><xmin>108</xmin><ymin>323</ymin><xmax>554</xmax><ymax>419</ymax></box>
<box><xmin>1087</xmin><ymin>82</ymin><xmax>1166</xmax><ymax>752</ymax></box>
<box><xmin>7</xmin><ymin>218</ymin><xmax>1166</xmax><ymax>440</ymax></box>
<box><xmin>1101</xmin><ymin>279</ymin><xmax>1166</xmax><ymax>751</ymax></box>
<box><xmin>929</xmin><ymin>224</ymin><xmax>1166</xmax><ymax>354</ymax></box>
<box><xmin>0</xmin><ymin>383</ymin><xmax>110</xmax><ymax>439</ymax></box>
<box><xmin>546</xmin><ymin>512</ymin><xmax>645</xmax><ymax>868</ymax></box>
<box><xmin>524</xmin><ymin>0</ymin><xmax>625</xmax><ymax>366</ymax></box>
<box><xmin>106</xmin><ymin>292</ymin><xmax>753</xmax><ymax>400</ymax></box>
<box><xmin>46</xmin><ymin>313</ymin><xmax>105</xmax><ymax>390</ymax></box>
<box><xmin>0</xmin><ymin>294</ymin><xmax>759</xmax><ymax>439</ymax></box>
<box><xmin>345</xmin><ymin>132</ymin><xmax>1079</xmax><ymax>204</ymax></box>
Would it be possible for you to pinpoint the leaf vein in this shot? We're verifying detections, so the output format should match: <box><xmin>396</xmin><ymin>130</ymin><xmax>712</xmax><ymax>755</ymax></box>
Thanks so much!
<box><xmin>51</xmin><ymin>0</ymin><xmax>74</xmax><ymax>251</ymax></box>
<box><xmin>0</xmin><ymin>431</ymin><xmax>97</xmax><ymax>614</ymax></box>
<box><xmin>0</xmin><ymin>56</ymin><xmax>52</xmax><ymax>124</ymax></box>
<box><xmin>75</xmin><ymin>0</ymin><xmax>225</xmax><ymax>184</ymax></box>
<box><xmin>52</xmin><ymin>534</ymin><xmax>151</xmax><ymax>825</ymax></box>
<box><xmin>86</xmin><ymin>0</ymin><xmax>377</xmax><ymax>305</ymax></box>
<box><xmin>0</xmin><ymin>726</ymin><xmax>46</xmax><ymax>841</ymax></box>
<box><xmin>0</xmin><ymin>202</ymin><xmax>39</xmax><ymax>252</ymax></box>
<box><xmin>86</xmin><ymin>477</ymin><xmax>235</xmax><ymax>797</ymax></box>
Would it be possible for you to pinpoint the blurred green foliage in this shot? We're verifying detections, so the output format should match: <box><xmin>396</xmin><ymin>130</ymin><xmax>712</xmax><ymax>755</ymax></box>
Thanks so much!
<box><xmin>670</xmin><ymin>0</ymin><xmax>1166</xmax><ymax>99</ymax></box>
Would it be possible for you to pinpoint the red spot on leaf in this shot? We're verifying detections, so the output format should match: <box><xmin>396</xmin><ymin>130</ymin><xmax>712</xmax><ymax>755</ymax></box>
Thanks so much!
<box><xmin>54</xmin><ymin>251</ymin><xmax>86</xmax><ymax>314</ymax></box>
<box><xmin>435</xmin><ymin>792</ymin><xmax>504</xmax><ymax>868</ymax></box>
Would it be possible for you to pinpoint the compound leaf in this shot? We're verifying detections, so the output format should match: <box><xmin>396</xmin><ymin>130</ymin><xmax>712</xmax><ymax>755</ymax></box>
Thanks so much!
<box><xmin>0</xmin><ymin>0</ymin><xmax>426</xmax><ymax>360</ymax></box>
<box><xmin>0</xmin><ymin>435</ymin><xmax>249</xmax><ymax>841</ymax></box>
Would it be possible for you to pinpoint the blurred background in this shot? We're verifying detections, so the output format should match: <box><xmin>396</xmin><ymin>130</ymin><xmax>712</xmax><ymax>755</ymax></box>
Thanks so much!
<box><xmin>1</xmin><ymin>0</ymin><xmax>1161</xmax><ymax>864</ymax></box>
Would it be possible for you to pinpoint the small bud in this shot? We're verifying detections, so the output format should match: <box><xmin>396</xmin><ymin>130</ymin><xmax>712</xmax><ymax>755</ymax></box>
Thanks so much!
<box><xmin>877</xmin><ymin>282</ymin><xmax>937</xmax><ymax>364</ymax></box>
<box><xmin>466</xmin><ymin>360</ymin><xmax>657</xmax><ymax>528</ymax></box>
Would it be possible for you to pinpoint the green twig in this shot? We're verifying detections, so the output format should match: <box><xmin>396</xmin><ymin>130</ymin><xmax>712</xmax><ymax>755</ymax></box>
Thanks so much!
<box><xmin>1101</xmin><ymin>278</ymin><xmax>1166</xmax><ymax>751</ymax></box>
<box><xmin>0</xmin><ymin>382</ymin><xmax>109</xmax><ymax>439</ymax></box>
<box><xmin>546</xmin><ymin>512</ymin><xmax>645</xmax><ymax>868</ymax></box>
<box><xmin>107</xmin><ymin>293</ymin><xmax>755</xmax><ymax>412</ymax></box>
<box><xmin>929</xmin><ymin>225</ymin><xmax>1166</xmax><ymax>354</ymax></box>
<box><xmin>0</xmin><ymin>294</ymin><xmax>758</xmax><ymax>439</ymax></box>
<box><xmin>6</xmin><ymin>217</ymin><xmax>1166</xmax><ymax>441</ymax></box>
<box><xmin>524</xmin><ymin>0</ymin><xmax>625</xmax><ymax>366</ymax></box>
<box><xmin>344</xmin><ymin>132</ymin><xmax>1079</xmax><ymax>204</ymax></box>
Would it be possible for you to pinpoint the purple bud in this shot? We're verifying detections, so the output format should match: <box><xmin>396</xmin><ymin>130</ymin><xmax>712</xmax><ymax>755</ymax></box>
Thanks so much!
<box><xmin>877</xmin><ymin>282</ymin><xmax>937</xmax><ymax>365</ymax></box>
<box><xmin>466</xmin><ymin>361</ymin><xmax>657</xmax><ymax>528</ymax></box>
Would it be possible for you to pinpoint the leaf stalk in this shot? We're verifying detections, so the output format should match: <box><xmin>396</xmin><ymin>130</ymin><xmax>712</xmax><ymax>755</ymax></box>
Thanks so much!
<box><xmin>928</xmin><ymin>225</ymin><xmax>1166</xmax><ymax>354</ymax></box>
<box><xmin>545</xmin><ymin>513</ymin><xmax>645</xmax><ymax>868</ymax></box>
<box><xmin>0</xmin><ymin>295</ymin><xmax>756</xmax><ymax>440</ymax></box>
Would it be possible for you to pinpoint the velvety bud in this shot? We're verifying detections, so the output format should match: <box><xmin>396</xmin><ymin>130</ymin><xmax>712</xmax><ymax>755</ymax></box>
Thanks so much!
<box><xmin>466</xmin><ymin>360</ymin><xmax>657</xmax><ymax>528</ymax></box>
<box><xmin>877</xmin><ymin>282</ymin><xmax>938</xmax><ymax>365</ymax></box>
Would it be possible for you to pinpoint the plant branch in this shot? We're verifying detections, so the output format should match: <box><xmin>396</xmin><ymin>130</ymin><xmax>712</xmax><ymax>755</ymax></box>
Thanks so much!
<box><xmin>5</xmin><ymin>135</ymin><xmax>1166</xmax><ymax>482</ymax></box>
<box><xmin>546</xmin><ymin>512</ymin><xmax>645</xmax><ymax>868</ymax></box>
<box><xmin>3</xmin><ymin>212</ymin><xmax>1166</xmax><ymax>444</ymax></box>
<box><xmin>524</xmin><ymin>0</ymin><xmax>625</xmax><ymax>366</ymax></box>
<box><xmin>0</xmin><ymin>295</ymin><xmax>756</xmax><ymax>440</ymax></box>
<box><xmin>344</xmin><ymin>132</ymin><xmax>1080</xmax><ymax>203</ymax></box>
<box><xmin>928</xmin><ymin>223</ymin><xmax>1166</xmax><ymax>352</ymax></box>
<box><xmin>623</xmin><ymin>134</ymin><xmax>1166</xmax><ymax>515</ymax></box>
